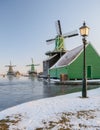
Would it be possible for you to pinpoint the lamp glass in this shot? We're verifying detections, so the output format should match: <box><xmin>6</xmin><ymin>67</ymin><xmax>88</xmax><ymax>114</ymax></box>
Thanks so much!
<box><xmin>80</xmin><ymin>23</ymin><xmax>89</xmax><ymax>37</ymax></box>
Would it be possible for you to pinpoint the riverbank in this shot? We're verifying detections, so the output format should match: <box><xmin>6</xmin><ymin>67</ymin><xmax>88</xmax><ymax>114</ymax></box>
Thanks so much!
<box><xmin>0</xmin><ymin>87</ymin><xmax>100</xmax><ymax>130</ymax></box>
<box><xmin>45</xmin><ymin>78</ymin><xmax>100</xmax><ymax>85</ymax></box>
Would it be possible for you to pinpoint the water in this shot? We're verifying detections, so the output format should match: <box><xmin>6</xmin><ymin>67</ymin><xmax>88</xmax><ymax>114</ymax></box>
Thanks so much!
<box><xmin>0</xmin><ymin>76</ymin><xmax>99</xmax><ymax>111</ymax></box>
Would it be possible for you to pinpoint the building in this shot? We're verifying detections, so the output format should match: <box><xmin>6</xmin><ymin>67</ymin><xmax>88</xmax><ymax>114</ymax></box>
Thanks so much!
<box><xmin>43</xmin><ymin>51</ymin><xmax>66</xmax><ymax>77</ymax></box>
<box><xmin>43</xmin><ymin>20</ymin><xmax>78</xmax><ymax>77</ymax></box>
<box><xmin>49</xmin><ymin>43</ymin><xmax>100</xmax><ymax>80</ymax></box>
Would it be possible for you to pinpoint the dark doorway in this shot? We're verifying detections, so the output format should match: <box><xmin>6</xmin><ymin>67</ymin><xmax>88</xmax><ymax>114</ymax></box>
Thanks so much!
<box><xmin>87</xmin><ymin>66</ymin><xmax>92</xmax><ymax>79</ymax></box>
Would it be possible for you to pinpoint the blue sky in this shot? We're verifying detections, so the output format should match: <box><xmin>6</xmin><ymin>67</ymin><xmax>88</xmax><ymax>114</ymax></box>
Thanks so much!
<box><xmin>0</xmin><ymin>0</ymin><xmax>100</xmax><ymax>74</ymax></box>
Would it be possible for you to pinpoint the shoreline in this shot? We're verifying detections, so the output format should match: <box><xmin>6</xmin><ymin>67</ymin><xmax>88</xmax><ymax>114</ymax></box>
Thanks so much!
<box><xmin>44</xmin><ymin>78</ymin><xmax>100</xmax><ymax>85</ymax></box>
<box><xmin>0</xmin><ymin>87</ymin><xmax>100</xmax><ymax>129</ymax></box>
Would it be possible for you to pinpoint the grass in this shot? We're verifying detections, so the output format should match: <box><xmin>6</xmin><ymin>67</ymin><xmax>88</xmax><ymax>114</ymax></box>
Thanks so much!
<box><xmin>35</xmin><ymin>109</ymin><xmax>100</xmax><ymax>130</ymax></box>
<box><xmin>0</xmin><ymin>109</ymin><xmax>99</xmax><ymax>130</ymax></box>
<box><xmin>0</xmin><ymin>114</ymin><xmax>22</xmax><ymax>130</ymax></box>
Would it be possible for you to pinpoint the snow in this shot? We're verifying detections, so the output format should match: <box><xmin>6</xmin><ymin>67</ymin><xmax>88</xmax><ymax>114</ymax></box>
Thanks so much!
<box><xmin>50</xmin><ymin>44</ymin><xmax>83</xmax><ymax>69</ymax></box>
<box><xmin>0</xmin><ymin>87</ymin><xmax>100</xmax><ymax>130</ymax></box>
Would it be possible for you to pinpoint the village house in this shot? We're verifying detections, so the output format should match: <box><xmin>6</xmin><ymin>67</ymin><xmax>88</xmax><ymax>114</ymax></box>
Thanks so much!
<box><xmin>49</xmin><ymin>43</ymin><xmax>100</xmax><ymax>80</ymax></box>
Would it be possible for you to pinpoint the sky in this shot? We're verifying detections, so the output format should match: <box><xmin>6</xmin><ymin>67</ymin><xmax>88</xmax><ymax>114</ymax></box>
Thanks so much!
<box><xmin>0</xmin><ymin>0</ymin><xmax>100</xmax><ymax>74</ymax></box>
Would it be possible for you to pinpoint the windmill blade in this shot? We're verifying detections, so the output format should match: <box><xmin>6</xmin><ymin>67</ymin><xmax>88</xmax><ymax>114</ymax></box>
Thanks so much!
<box><xmin>5</xmin><ymin>65</ymin><xmax>16</xmax><ymax>67</ymax></box>
<box><xmin>5</xmin><ymin>65</ymin><xmax>10</xmax><ymax>67</ymax></box>
<box><xmin>63</xmin><ymin>30</ymin><xmax>78</xmax><ymax>38</ymax></box>
<box><xmin>31</xmin><ymin>58</ymin><xmax>34</xmax><ymax>64</ymax></box>
<box><xmin>46</xmin><ymin>39</ymin><xmax>56</xmax><ymax>45</ymax></box>
<box><xmin>26</xmin><ymin>65</ymin><xmax>31</xmax><ymax>66</ymax></box>
<box><xmin>12</xmin><ymin>65</ymin><xmax>16</xmax><ymax>67</ymax></box>
<box><xmin>34</xmin><ymin>64</ymin><xmax>40</xmax><ymax>66</ymax></box>
<box><xmin>46</xmin><ymin>37</ymin><xmax>56</xmax><ymax>42</ymax></box>
<box><xmin>26</xmin><ymin>64</ymin><xmax>39</xmax><ymax>66</ymax></box>
<box><xmin>64</xmin><ymin>33</ymin><xmax>79</xmax><ymax>38</ymax></box>
<box><xmin>55</xmin><ymin>20</ymin><xmax>62</xmax><ymax>35</ymax></box>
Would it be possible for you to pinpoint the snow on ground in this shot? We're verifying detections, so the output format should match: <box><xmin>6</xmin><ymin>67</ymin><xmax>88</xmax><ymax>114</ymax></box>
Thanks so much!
<box><xmin>0</xmin><ymin>88</ymin><xmax>100</xmax><ymax>130</ymax></box>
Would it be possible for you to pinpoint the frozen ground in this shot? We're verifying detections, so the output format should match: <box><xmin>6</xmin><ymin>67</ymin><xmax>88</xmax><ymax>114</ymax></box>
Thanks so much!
<box><xmin>0</xmin><ymin>87</ymin><xmax>100</xmax><ymax>130</ymax></box>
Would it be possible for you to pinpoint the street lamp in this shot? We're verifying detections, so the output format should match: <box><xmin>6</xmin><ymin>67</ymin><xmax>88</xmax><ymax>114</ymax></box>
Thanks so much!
<box><xmin>79</xmin><ymin>22</ymin><xmax>90</xmax><ymax>98</ymax></box>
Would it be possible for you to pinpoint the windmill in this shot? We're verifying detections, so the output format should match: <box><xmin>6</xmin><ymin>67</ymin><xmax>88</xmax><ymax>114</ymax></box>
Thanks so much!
<box><xmin>46</xmin><ymin>20</ymin><xmax>78</xmax><ymax>55</ymax></box>
<box><xmin>5</xmin><ymin>61</ymin><xmax>16</xmax><ymax>76</ymax></box>
<box><xmin>26</xmin><ymin>58</ymin><xmax>39</xmax><ymax>76</ymax></box>
<box><xmin>43</xmin><ymin>20</ymin><xmax>79</xmax><ymax>77</ymax></box>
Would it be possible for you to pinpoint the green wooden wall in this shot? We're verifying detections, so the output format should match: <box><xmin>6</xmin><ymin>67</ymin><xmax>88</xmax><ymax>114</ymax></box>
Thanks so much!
<box><xmin>49</xmin><ymin>44</ymin><xmax>100</xmax><ymax>79</ymax></box>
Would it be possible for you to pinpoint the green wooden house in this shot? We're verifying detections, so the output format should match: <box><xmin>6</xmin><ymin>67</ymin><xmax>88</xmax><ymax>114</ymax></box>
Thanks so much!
<box><xmin>49</xmin><ymin>43</ymin><xmax>100</xmax><ymax>80</ymax></box>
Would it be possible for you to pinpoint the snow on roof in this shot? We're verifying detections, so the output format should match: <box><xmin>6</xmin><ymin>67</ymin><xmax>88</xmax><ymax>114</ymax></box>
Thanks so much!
<box><xmin>50</xmin><ymin>44</ymin><xmax>83</xmax><ymax>69</ymax></box>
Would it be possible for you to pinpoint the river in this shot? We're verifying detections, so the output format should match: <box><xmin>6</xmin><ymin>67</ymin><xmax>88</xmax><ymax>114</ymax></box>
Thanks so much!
<box><xmin>0</xmin><ymin>76</ymin><xmax>99</xmax><ymax>111</ymax></box>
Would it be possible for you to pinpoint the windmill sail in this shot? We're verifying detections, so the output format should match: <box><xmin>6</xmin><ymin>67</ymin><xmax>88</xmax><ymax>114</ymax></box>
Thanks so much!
<box><xmin>5</xmin><ymin>61</ymin><xmax>16</xmax><ymax>76</ymax></box>
<box><xmin>46</xmin><ymin>20</ymin><xmax>78</xmax><ymax>52</ymax></box>
<box><xmin>55</xmin><ymin>20</ymin><xmax>62</xmax><ymax>35</ymax></box>
<box><xmin>63</xmin><ymin>30</ymin><xmax>78</xmax><ymax>38</ymax></box>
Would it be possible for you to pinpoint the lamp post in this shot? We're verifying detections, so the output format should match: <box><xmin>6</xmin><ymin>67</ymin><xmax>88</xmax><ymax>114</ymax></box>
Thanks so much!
<box><xmin>79</xmin><ymin>22</ymin><xmax>90</xmax><ymax>98</ymax></box>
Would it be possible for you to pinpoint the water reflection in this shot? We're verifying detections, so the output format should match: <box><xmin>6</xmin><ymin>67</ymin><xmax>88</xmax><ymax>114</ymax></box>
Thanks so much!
<box><xmin>7</xmin><ymin>75</ymin><xmax>14</xmax><ymax>81</ymax></box>
<box><xmin>0</xmin><ymin>76</ymin><xmax>99</xmax><ymax>111</ymax></box>
<box><xmin>28</xmin><ymin>76</ymin><xmax>35</xmax><ymax>81</ymax></box>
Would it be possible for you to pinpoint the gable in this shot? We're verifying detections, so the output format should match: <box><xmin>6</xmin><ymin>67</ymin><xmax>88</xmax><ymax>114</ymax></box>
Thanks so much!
<box><xmin>86</xmin><ymin>43</ymin><xmax>100</xmax><ymax>61</ymax></box>
<box><xmin>50</xmin><ymin>44</ymin><xmax>83</xmax><ymax>69</ymax></box>
<box><xmin>49</xmin><ymin>43</ymin><xmax>100</xmax><ymax>79</ymax></box>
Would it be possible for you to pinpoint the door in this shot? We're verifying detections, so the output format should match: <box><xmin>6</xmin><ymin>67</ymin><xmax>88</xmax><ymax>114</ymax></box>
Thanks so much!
<box><xmin>87</xmin><ymin>66</ymin><xmax>92</xmax><ymax>79</ymax></box>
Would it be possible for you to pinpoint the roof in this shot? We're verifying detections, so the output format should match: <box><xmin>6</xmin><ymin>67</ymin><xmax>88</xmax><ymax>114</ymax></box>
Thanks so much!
<box><xmin>45</xmin><ymin>50</ymin><xmax>66</xmax><ymax>56</ymax></box>
<box><xmin>43</xmin><ymin>54</ymin><xmax>58</xmax><ymax>62</ymax></box>
<box><xmin>50</xmin><ymin>44</ymin><xmax>84</xmax><ymax>69</ymax></box>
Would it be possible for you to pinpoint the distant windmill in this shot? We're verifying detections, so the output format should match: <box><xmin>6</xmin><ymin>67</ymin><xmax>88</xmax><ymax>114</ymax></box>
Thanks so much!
<box><xmin>26</xmin><ymin>58</ymin><xmax>39</xmax><ymax>76</ymax></box>
<box><xmin>5</xmin><ymin>61</ymin><xmax>16</xmax><ymax>76</ymax></box>
<box><xmin>46</xmin><ymin>20</ymin><xmax>78</xmax><ymax>52</ymax></box>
